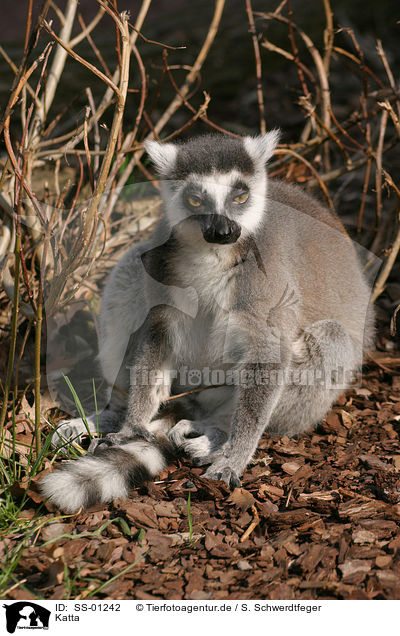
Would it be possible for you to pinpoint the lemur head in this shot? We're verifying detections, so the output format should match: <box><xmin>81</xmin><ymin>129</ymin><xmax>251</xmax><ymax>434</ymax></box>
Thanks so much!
<box><xmin>145</xmin><ymin>131</ymin><xmax>279</xmax><ymax>245</ymax></box>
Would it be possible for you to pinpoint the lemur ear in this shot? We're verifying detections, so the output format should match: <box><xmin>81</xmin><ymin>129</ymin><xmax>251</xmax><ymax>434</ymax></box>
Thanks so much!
<box><xmin>144</xmin><ymin>140</ymin><xmax>178</xmax><ymax>175</ymax></box>
<box><xmin>243</xmin><ymin>129</ymin><xmax>280</xmax><ymax>165</ymax></box>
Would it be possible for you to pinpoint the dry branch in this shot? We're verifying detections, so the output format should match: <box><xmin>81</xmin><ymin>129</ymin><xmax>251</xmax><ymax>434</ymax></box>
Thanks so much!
<box><xmin>245</xmin><ymin>0</ymin><xmax>266</xmax><ymax>133</ymax></box>
<box><xmin>371</xmin><ymin>213</ymin><xmax>400</xmax><ymax>302</ymax></box>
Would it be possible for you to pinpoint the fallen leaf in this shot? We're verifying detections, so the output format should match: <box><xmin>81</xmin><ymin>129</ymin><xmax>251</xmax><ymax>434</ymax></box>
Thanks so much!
<box><xmin>281</xmin><ymin>461</ymin><xmax>302</xmax><ymax>475</ymax></box>
<box><xmin>228</xmin><ymin>488</ymin><xmax>256</xmax><ymax>510</ymax></box>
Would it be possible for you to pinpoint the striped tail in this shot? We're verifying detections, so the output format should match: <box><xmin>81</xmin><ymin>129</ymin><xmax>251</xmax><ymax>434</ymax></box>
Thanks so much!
<box><xmin>40</xmin><ymin>436</ymin><xmax>175</xmax><ymax>513</ymax></box>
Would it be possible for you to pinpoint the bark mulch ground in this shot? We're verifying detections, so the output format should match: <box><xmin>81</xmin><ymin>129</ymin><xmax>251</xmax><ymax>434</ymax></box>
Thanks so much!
<box><xmin>4</xmin><ymin>359</ymin><xmax>400</xmax><ymax>601</ymax></box>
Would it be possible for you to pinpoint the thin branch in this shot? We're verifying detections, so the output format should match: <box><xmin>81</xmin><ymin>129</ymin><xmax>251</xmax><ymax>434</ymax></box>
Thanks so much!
<box><xmin>86</xmin><ymin>87</ymin><xmax>101</xmax><ymax>177</ymax></box>
<box><xmin>2</xmin><ymin>53</ymin><xmax>49</xmax><ymax>225</ymax></box>
<box><xmin>39</xmin><ymin>0</ymin><xmax>79</xmax><ymax>124</ymax></box>
<box><xmin>357</xmin><ymin>158</ymin><xmax>372</xmax><ymax>234</ymax></box>
<box><xmin>77</xmin><ymin>10</ymin><xmax>111</xmax><ymax>79</ymax></box>
<box><xmin>375</xmin><ymin>109</ymin><xmax>388</xmax><ymax>227</ymax></box>
<box><xmin>372</xmin><ymin>211</ymin><xmax>400</xmax><ymax>302</ymax></box>
<box><xmin>38</xmin><ymin>98</ymin><xmax>113</xmax><ymax>150</ymax></box>
<box><xmin>322</xmin><ymin>0</ymin><xmax>334</xmax><ymax>73</ymax></box>
<box><xmin>0</xmin><ymin>159</ymin><xmax>26</xmax><ymax>432</ymax></box>
<box><xmin>376</xmin><ymin>39</ymin><xmax>398</xmax><ymax>117</ymax></box>
<box><xmin>378</xmin><ymin>99</ymin><xmax>400</xmax><ymax>139</ymax></box>
<box><xmin>332</xmin><ymin>45</ymin><xmax>384</xmax><ymax>88</ymax></box>
<box><xmin>41</xmin><ymin>19</ymin><xmax>122</xmax><ymax>99</ymax></box>
<box><xmin>0</xmin><ymin>0</ymin><xmax>51</xmax><ymax>136</ymax></box>
<box><xmin>106</xmin><ymin>0</ymin><xmax>226</xmax><ymax>202</ymax></box>
<box><xmin>261</xmin><ymin>9</ymin><xmax>332</xmax><ymax>168</ymax></box>
<box><xmin>83</xmin><ymin>106</ymin><xmax>95</xmax><ymax>192</ymax></box>
<box><xmin>45</xmin><ymin>10</ymin><xmax>131</xmax><ymax>313</ymax></box>
<box><xmin>245</xmin><ymin>0</ymin><xmax>266</xmax><ymax>133</ymax></box>
<box><xmin>151</xmin><ymin>0</ymin><xmax>226</xmax><ymax>137</ymax></box>
<box><xmin>0</xmin><ymin>45</ymin><xmax>41</xmax><ymax>107</ymax></box>
<box><xmin>261</xmin><ymin>39</ymin><xmax>316</xmax><ymax>86</ymax></box>
<box><xmin>69</xmin><ymin>7</ymin><xmax>106</xmax><ymax>48</ymax></box>
<box><xmin>274</xmin><ymin>147</ymin><xmax>334</xmax><ymax>208</ymax></box>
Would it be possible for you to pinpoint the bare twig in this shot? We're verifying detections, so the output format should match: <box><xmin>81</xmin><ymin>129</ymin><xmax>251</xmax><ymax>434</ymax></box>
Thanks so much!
<box><xmin>379</xmin><ymin>99</ymin><xmax>400</xmax><ymax>139</ymax></box>
<box><xmin>274</xmin><ymin>147</ymin><xmax>334</xmax><ymax>208</ymax></box>
<box><xmin>34</xmin><ymin>0</ymin><xmax>79</xmax><ymax>136</ymax></box>
<box><xmin>86</xmin><ymin>87</ymin><xmax>101</xmax><ymax>177</ymax></box>
<box><xmin>259</xmin><ymin>10</ymin><xmax>332</xmax><ymax>157</ymax></box>
<box><xmin>69</xmin><ymin>7</ymin><xmax>106</xmax><ymax>48</ymax></box>
<box><xmin>245</xmin><ymin>0</ymin><xmax>266</xmax><ymax>133</ymax></box>
<box><xmin>151</xmin><ymin>0</ymin><xmax>226</xmax><ymax>137</ymax></box>
<box><xmin>77</xmin><ymin>10</ymin><xmax>111</xmax><ymax>79</ymax></box>
<box><xmin>332</xmin><ymin>45</ymin><xmax>384</xmax><ymax>88</ymax></box>
<box><xmin>375</xmin><ymin>109</ymin><xmax>388</xmax><ymax>227</ymax></box>
<box><xmin>42</xmin><ymin>19</ymin><xmax>122</xmax><ymax>98</ymax></box>
<box><xmin>240</xmin><ymin>505</ymin><xmax>260</xmax><ymax>542</ymax></box>
<box><xmin>106</xmin><ymin>0</ymin><xmax>226</xmax><ymax>205</ymax></box>
<box><xmin>0</xmin><ymin>45</ymin><xmax>41</xmax><ymax>107</ymax></box>
<box><xmin>372</xmin><ymin>211</ymin><xmax>400</xmax><ymax>302</ymax></box>
<box><xmin>0</xmin><ymin>161</ymin><xmax>26</xmax><ymax>432</ymax></box>
<box><xmin>322</xmin><ymin>0</ymin><xmax>334</xmax><ymax>73</ymax></box>
<box><xmin>45</xmin><ymin>9</ymin><xmax>131</xmax><ymax>313</ymax></box>
<box><xmin>376</xmin><ymin>39</ymin><xmax>399</xmax><ymax>117</ymax></box>
<box><xmin>0</xmin><ymin>0</ymin><xmax>51</xmax><ymax>136</ymax></box>
<box><xmin>357</xmin><ymin>158</ymin><xmax>372</xmax><ymax>234</ymax></box>
<box><xmin>261</xmin><ymin>39</ymin><xmax>316</xmax><ymax>86</ymax></box>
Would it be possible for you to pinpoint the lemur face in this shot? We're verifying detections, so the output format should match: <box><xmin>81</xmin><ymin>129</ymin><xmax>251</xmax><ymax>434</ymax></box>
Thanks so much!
<box><xmin>179</xmin><ymin>172</ymin><xmax>249</xmax><ymax>244</ymax></box>
<box><xmin>145</xmin><ymin>131</ymin><xmax>280</xmax><ymax>244</ymax></box>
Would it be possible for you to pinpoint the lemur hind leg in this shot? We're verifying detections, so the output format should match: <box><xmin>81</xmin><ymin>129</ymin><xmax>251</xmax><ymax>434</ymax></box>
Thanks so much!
<box><xmin>268</xmin><ymin>319</ymin><xmax>357</xmax><ymax>437</ymax></box>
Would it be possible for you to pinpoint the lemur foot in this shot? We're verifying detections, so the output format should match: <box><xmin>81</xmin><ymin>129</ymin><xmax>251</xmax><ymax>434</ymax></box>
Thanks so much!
<box><xmin>168</xmin><ymin>419</ymin><xmax>228</xmax><ymax>465</ymax></box>
<box><xmin>202</xmin><ymin>458</ymin><xmax>241</xmax><ymax>489</ymax></box>
<box><xmin>51</xmin><ymin>416</ymin><xmax>97</xmax><ymax>449</ymax></box>
<box><xmin>90</xmin><ymin>427</ymin><xmax>157</xmax><ymax>453</ymax></box>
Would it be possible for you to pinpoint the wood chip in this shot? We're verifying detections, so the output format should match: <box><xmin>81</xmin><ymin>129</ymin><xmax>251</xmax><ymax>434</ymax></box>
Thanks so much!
<box><xmin>339</xmin><ymin>559</ymin><xmax>372</xmax><ymax>584</ymax></box>
<box><xmin>281</xmin><ymin>461</ymin><xmax>302</xmax><ymax>475</ymax></box>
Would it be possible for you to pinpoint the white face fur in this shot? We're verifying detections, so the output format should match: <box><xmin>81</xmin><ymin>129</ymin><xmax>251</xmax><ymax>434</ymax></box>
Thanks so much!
<box><xmin>145</xmin><ymin>131</ymin><xmax>280</xmax><ymax>242</ymax></box>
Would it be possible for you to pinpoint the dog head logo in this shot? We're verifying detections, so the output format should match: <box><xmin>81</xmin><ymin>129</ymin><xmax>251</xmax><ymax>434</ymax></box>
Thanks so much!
<box><xmin>3</xmin><ymin>602</ymin><xmax>50</xmax><ymax>633</ymax></box>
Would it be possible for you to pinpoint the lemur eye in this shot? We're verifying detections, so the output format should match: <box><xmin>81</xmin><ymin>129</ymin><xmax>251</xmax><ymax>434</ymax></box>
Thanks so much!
<box><xmin>234</xmin><ymin>191</ymin><xmax>249</xmax><ymax>204</ymax></box>
<box><xmin>187</xmin><ymin>195</ymin><xmax>201</xmax><ymax>207</ymax></box>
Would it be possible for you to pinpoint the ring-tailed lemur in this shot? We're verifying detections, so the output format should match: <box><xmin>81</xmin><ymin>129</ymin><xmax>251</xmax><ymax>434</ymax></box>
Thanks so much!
<box><xmin>40</xmin><ymin>131</ymin><xmax>374</xmax><ymax>513</ymax></box>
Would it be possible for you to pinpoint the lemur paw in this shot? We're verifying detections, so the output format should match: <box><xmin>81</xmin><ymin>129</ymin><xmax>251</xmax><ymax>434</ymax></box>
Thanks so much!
<box><xmin>202</xmin><ymin>460</ymin><xmax>241</xmax><ymax>489</ymax></box>
<box><xmin>168</xmin><ymin>419</ymin><xmax>228</xmax><ymax>465</ymax></box>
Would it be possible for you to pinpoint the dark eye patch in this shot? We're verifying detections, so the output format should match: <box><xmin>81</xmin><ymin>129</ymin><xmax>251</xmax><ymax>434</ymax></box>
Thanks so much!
<box><xmin>231</xmin><ymin>179</ymin><xmax>249</xmax><ymax>195</ymax></box>
<box><xmin>182</xmin><ymin>184</ymin><xmax>214</xmax><ymax>211</ymax></box>
<box><xmin>182</xmin><ymin>184</ymin><xmax>202</xmax><ymax>203</ymax></box>
<box><xmin>230</xmin><ymin>180</ymin><xmax>250</xmax><ymax>204</ymax></box>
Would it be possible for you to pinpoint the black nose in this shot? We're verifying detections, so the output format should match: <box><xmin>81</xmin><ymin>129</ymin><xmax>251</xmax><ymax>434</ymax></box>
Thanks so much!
<box><xmin>198</xmin><ymin>214</ymin><xmax>241</xmax><ymax>244</ymax></box>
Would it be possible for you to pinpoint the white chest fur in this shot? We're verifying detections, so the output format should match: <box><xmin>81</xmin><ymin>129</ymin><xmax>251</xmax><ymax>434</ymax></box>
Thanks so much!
<box><xmin>168</xmin><ymin>244</ymin><xmax>238</xmax><ymax>368</ymax></box>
